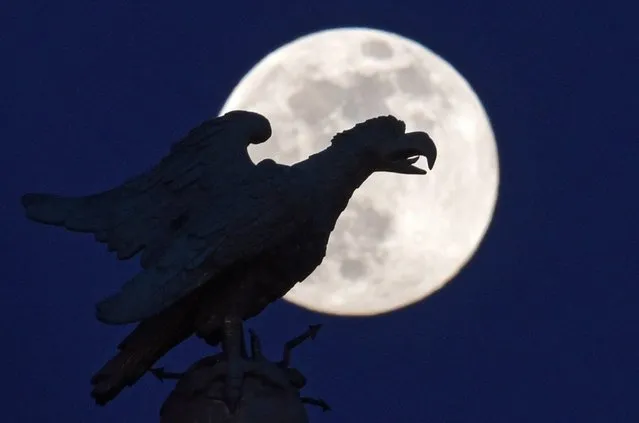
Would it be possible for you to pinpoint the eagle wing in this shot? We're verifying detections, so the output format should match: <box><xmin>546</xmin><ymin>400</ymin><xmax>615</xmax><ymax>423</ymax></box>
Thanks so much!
<box><xmin>22</xmin><ymin>110</ymin><xmax>270</xmax><ymax>268</ymax></box>
<box><xmin>93</xmin><ymin>165</ymin><xmax>303</xmax><ymax>324</ymax></box>
<box><xmin>22</xmin><ymin>111</ymin><xmax>287</xmax><ymax>323</ymax></box>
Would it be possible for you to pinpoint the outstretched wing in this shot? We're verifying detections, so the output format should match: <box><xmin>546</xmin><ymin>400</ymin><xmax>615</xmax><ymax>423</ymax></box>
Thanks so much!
<box><xmin>94</xmin><ymin>163</ymin><xmax>304</xmax><ymax>324</ymax></box>
<box><xmin>22</xmin><ymin>110</ymin><xmax>272</xmax><ymax>269</ymax></box>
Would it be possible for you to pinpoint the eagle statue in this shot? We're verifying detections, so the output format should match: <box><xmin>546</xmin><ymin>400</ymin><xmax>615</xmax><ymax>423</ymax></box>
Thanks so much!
<box><xmin>21</xmin><ymin>110</ymin><xmax>437</xmax><ymax>410</ymax></box>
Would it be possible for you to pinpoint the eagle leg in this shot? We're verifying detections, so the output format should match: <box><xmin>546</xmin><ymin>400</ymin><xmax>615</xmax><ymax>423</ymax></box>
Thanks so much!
<box><xmin>222</xmin><ymin>314</ymin><xmax>248</xmax><ymax>413</ymax></box>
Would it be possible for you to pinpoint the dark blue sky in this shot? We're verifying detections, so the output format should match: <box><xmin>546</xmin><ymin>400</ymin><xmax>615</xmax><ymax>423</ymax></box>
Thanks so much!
<box><xmin>2</xmin><ymin>1</ymin><xmax>637</xmax><ymax>422</ymax></box>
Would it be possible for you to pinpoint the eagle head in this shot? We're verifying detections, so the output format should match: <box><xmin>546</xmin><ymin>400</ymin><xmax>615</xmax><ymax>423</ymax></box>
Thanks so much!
<box><xmin>330</xmin><ymin>115</ymin><xmax>437</xmax><ymax>175</ymax></box>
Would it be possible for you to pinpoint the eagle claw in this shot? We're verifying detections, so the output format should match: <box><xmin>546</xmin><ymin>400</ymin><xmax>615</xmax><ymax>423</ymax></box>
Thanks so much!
<box><xmin>149</xmin><ymin>367</ymin><xmax>184</xmax><ymax>382</ymax></box>
<box><xmin>301</xmin><ymin>396</ymin><xmax>332</xmax><ymax>412</ymax></box>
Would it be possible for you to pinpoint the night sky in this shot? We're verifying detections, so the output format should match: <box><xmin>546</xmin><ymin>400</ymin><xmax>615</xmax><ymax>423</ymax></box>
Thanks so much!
<box><xmin>3</xmin><ymin>1</ymin><xmax>637</xmax><ymax>422</ymax></box>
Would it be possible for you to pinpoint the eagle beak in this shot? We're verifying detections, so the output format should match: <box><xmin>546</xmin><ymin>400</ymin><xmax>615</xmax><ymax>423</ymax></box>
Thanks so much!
<box><xmin>380</xmin><ymin>131</ymin><xmax>437</xmax><ymax>175</ymax></box>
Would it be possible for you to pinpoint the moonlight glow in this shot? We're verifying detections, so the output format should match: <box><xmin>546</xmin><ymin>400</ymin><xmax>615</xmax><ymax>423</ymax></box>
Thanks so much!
<box><xmin>220</xmin><ymin>27</ymin><xmax>499</xmax><ymax>316</ymax></box>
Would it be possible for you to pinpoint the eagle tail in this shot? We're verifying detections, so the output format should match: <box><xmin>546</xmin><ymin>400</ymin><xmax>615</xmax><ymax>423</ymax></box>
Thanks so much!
<box><xmin>90</xmin><ymin>307</ymin><xmax>195</xmax><ymax>405</ymax></box>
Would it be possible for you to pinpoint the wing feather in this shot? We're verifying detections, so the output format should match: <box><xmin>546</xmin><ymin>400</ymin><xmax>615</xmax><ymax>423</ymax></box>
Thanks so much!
<box><xmin>22</xmin><ymin>111</ymin><xmax>295</xmax><ymax>324</ymax></box>
<box><xmin>95</xmin><ymin>161</ymin><xmax>299</xmax><ymax>324</ymax></box>
<box><xmin>22</xmin><ymin>111</ymin><xmax>270</xmax><ymax>266</ymax></box>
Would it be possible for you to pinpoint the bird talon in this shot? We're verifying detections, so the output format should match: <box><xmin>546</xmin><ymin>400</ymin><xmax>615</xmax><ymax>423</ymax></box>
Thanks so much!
<box><xmin>280</xmin><ymin>324</ymin><xmax>322</xmax><ymax>366</ymax></box>
<box><xmin>301</xmin><ymin>396</ymin><xmax>332</xmax><ymax>412</ymax></box>
<box><xmin>149</xmin><ymin>367</ymin><xmax>165</xmax><ymax>382</ymax></box>
<box><xmin>149</xmin><ymin>367</ymin><xmax>184</xmax><ymax>382</ymax></box>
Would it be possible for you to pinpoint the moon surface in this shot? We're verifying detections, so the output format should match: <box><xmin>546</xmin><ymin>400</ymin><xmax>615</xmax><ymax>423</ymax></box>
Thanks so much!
<box><xmin>219</xmin><ymin>27</ymin><xmax>499</xmax><ymax>316</ymax></box>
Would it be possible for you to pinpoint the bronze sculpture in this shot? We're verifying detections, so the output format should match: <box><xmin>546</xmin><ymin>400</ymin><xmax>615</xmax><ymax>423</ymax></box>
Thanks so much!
<box><xmin>21</xmin><ymin>110</ymin><xmax>437</xmax><ymax>416</ymax></box>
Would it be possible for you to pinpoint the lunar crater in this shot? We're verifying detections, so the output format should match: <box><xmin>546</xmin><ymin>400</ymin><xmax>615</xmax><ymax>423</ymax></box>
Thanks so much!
<box><xmin>339</xmin><ymin>258</ymin><xmax>367</xmax><ymax>280</ymax></box>
<box><xmin>361</xmin><ymin>39</ymin><xmax>394</xmax><ymax>59</ymax></box>
<box><xmin>287</xmin><ymin>79</ymin><xmax>345</xmax><ymax>123</ymax></box>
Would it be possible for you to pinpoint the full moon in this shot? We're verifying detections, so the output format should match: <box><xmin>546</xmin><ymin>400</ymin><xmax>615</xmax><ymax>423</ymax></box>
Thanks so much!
<box><xmin>220</xmin><ymin>27</ymin><xmax>499</xmax><ymax>316</ymax></box>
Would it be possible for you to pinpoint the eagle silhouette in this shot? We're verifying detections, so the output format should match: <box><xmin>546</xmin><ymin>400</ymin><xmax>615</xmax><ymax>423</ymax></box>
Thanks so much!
<box><xmin>21</xmin><ymin>110</ymin><xmax>437</xmax><ymax>408</ymax></box>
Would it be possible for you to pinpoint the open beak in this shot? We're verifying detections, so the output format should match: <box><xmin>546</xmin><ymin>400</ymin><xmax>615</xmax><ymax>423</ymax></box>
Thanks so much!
<box><xmin>380</xmin><ymin>131</ymin><xmax>437</xmax><ymax>175</ymax></box>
